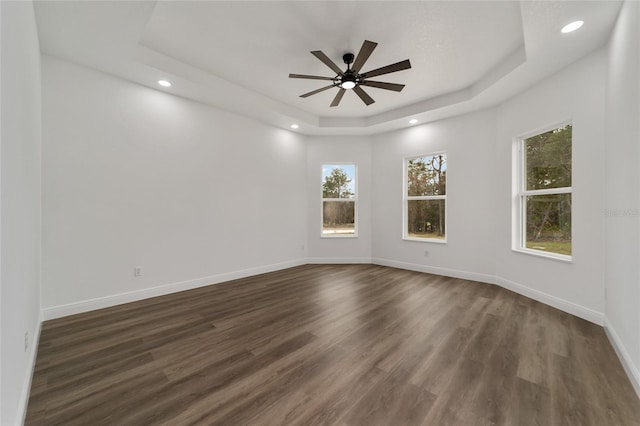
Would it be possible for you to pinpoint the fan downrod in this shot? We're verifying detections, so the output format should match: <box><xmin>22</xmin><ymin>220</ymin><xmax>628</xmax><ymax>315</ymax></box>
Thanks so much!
<box><xmin>339</xmin><ymin>53</ymin><xmax>358</xmax><ymax>89</ymax></box>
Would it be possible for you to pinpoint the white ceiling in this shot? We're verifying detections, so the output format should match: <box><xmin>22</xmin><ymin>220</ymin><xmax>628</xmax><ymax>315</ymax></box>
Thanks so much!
<box><xmin>34</xmin><ymin>1</ymin><xmax>622</xmax><ymax>135</ymax></box>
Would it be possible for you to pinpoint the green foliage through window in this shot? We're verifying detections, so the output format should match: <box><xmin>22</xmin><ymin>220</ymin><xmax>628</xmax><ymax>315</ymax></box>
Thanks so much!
<box><xmin>407</xmin><ymin>199</ymin><xmax>445</xmax><ymax>239</ymax></box>
<box><xmin>520</xmin><ymin>124</ymin><xmax>572</xmax><ymax>257</ymax></box>
<box><xmin>322</xmin><ymin>164</ymin><xmax>356</xmax><ymax>236</ymax></box>
<box><xmin>322</xmin><ymin>167</ymin><xmax>354</xmax><ymax>199</ymax></box>
<box><xmin>405</xmin><ymin>154</ymin><xmax>446</xmax><ymax>240</ymax></box>
<box><xmin>526</xmin><ymin>125</ymin><xmax>572</xmax><ymax>190</ymax></box>
<box><xmin>323</xmin><ymin>201</ymin><xmax>355</xmax><ymax>234</ymax></box>
<box><xmin>408</xmin><ymin>155</ymin><xmax>446</xmax><ymax>196</ymax></box>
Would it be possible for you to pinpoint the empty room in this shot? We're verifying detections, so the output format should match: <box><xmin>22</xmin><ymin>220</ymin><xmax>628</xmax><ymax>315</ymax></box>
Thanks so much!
<box><xmin>2</xmin><ymin>0</ymin><xmax>640</xmax><ymax>424</ymax></box>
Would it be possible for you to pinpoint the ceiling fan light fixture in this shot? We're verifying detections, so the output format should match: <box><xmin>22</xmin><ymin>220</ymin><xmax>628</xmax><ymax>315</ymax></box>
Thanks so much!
<box><xmin>340</xmin><ymin>71</ymin><xmax>358</xmax><ymax>90</ymax></box>
<box><xmin>341</xmin><ymin>80</ymin><xmax>357</xmax><ymax>90</ymax></box>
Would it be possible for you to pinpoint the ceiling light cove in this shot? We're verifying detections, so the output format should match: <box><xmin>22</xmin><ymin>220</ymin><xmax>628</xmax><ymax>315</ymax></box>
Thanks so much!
<box><xmin>561</xmin><ymin>20</ymin><xmax>584</xmax><ymax>33</ymax></box>
<box><xmin>158</xmin><ymin>80</ymin><xmax>172</xmax><ymax>87</ymax></box>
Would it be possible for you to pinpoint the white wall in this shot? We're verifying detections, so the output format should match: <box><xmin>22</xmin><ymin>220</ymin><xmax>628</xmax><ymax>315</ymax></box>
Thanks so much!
<box><xmin>604</xmin><ymin>0</ymin><xmax>640</xmax><ymax>395</ymax></box>
<box><xmin>371</xmin><ymin>109</ymin><xmax>497</xmax><ymax>282</ymax></box>
<box><xmin>41</xmin><ymin>56</ymin><xmax>307</xmax><ymax>317</ymax></box>
<box><xmin>0</xmin><ymin>1</ymin><xmax>43</xmax><ymax>424</ymax></box>
<box><xmin>306</xmin><ymin>136</ymin><xmax>372</xmax><ymax>262</ymax></box>
<box><xmin>494</xmin><ymin>48</ymin><xmax>607</xmax><ymax>323</ymax></box>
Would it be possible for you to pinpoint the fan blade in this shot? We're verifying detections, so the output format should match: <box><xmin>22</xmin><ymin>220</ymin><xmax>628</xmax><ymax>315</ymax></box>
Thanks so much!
<box><xmin>361</xmin><ymin>80</ymin><xmax>405</xmax><ymax>92</ymax></box>
<box><xmin>362</xmin><ymin>59</ymin><xmax>412</xmax><ymax>78</ymax></box>
<box><xmin>351</xmin><ymin>40</ymin><xmax>377</xmax><ymax>73</ymax></box>
<box><xmin>353</xmin><ymin>86</ymin><xmax>375</xmax><ymax>105</ymax></box>
<box><xmin>289</xmin><ymin>74</ymin><xmax>334</xmax><ymax>81</ymax></box>
<box><xmin>300</xmin><ymin>84</ymin><xmax>335</xmax><ymax>98</ymax></box>
<box><xmin>330</xmin><ymin>88</ymin><xmax>346</xmax><ymax>107</ymax></box>
<box><xmin>311</xmin><ymin>50</ymin><xmax>344</xmax><ymax>75</ymax></box>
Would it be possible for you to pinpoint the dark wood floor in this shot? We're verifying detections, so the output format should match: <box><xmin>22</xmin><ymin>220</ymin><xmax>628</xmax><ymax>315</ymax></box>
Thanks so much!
<box><xmin>26</xmin><ymin>264</ymin><xmax>640</xmax><ymax>425</ymax></box>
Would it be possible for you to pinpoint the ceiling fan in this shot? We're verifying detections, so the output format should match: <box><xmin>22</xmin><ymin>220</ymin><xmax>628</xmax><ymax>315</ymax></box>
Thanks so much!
<box><xmin>289</xmin><ymin>40</ymin><xmax>411</xmax><ymax>107</ymax></box>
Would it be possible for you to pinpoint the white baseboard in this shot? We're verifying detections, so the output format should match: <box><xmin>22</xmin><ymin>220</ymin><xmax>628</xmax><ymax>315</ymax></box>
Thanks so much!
<box><xmin>42</xmin><ymin>258</ymin><xmax>306</xmax><ymax>320</ymax></box>
<box><xmin>371</xmin><ymin>257</ymin><xmax>602</xmax><ymax>325</ymax></box>
<box><xmin>604</xmin><ymin>317</ymin><xmax>640</xmax><ymax>400</ymax></box>
<box><xmin>43</xmin><ymin>256</ymin><xmax>605</xmax><ymax>327</ymax></box>
<box><xmin>371</xmin><ymin>257</ymin><xmax>497</xmax><ymax>285</ymax></box>
<box><xmin>18</xmin><ymin>311</ymin><xmax>42</xmax><ymax>426</ymax></box>
<box><xmin>306</xmin><ymin>256</ymin><xmax>372</xmax><ymax>264</ymax></box>
<box><xmin>496</xmin><ymin>276</ymin><xmax>603</xmax><ymax>325</ymax></box>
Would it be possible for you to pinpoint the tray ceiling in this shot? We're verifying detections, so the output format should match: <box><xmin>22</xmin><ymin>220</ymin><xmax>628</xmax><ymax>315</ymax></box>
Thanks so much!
<box><xmin>34</xmin><ymin>1</ymin><xmax>622</xmax><ymax>135</ymax></box>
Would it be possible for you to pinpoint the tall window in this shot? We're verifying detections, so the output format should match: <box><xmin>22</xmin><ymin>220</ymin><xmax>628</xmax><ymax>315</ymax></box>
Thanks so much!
<box><xmin>404</xmin><ymin>153</ymin><xmax>446</xmax><ymax>242</ymax></box>
<box><xmin>517</xmin><ymin>123</ymin><xmax>572</xmax><ymax>259</ymax></box>
<box><xmin>322</xmin><ymin>164</ymin><xmax>357</xmax><ymax>237</ymax></box>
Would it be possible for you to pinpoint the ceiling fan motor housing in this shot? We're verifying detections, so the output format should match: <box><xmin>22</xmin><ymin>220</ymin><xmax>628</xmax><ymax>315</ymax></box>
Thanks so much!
<box><xmin>343</xmin><ymin>53</ymin><xmax>355</xmax><ymax>65</ymax></box>
<box><xmin>338</xmin><ymin>71</ymin><xmax>358</xmax><ymax>88</ymax></box>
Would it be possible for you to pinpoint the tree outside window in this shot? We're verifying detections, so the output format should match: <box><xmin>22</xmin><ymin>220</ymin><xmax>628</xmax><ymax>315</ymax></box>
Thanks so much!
<box><xmin>518</xmin><ymin>124</ymin><xmax>572</xmax><ymax>258</ymax></box>
<box><xmin>322</xmin><ymin>164</ymin><xmax>357</xmax><ymax>237</ymax></box>
<box><xmin>404</xmin><ymin>154</ymin><xmax>446</xmax><ymax>241</ymax></box>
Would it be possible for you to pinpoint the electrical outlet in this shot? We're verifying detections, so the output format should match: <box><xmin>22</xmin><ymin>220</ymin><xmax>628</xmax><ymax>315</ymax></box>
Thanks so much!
<box><xmin>134</xmin><ymin>266</ymin><xmax>143</xmax><ymax>277</ymax></box>
<box><xmin>424</xmin><ymin>250</ymin><xmax>429</xmax><ymax>257</ymax></box>
<box><xmin>24</xmin><ymin>331</ymin><xmax>29</xmax><ymax>352</ymax></box>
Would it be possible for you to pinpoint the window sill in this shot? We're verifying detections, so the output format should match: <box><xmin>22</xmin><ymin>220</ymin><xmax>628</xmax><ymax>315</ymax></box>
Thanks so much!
<box><xmin>321</xmin><ymin>234</ymin><xmax>358</xmax><ymax>239</ymax></box>
<box><xmin>512</xmin><ymin>248</ymin><xmax>572</xmax><ymax>263</ymax></box>
<box><xmin>403</xmin><ymin>237</ymin><xmax>447</xmax><ymax>244</ymax></box>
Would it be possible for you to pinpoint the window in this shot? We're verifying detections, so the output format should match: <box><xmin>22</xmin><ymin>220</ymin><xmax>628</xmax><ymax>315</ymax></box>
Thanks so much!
<box><xmin>516</xmin><ymin>123</ymin><xmax>572</xmax><ymax>259</ymax></box>
<box><xmin>404</xmin><ymin>153</ymin><xmax>446</xmax><ymax>242</ymax></box>
<box><xmin>322</xmin><ymin>164</ymin><xmax>357</xmax><ymax>237</ymax></box>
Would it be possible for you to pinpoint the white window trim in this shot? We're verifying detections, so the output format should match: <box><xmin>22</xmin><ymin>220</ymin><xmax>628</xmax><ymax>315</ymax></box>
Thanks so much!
<box><xmin>403</xmin><ymin>153</ymin><xmax>447</xmax><ymax>244</ymax></box>
<box><xmin>321</xmin><ymin>163</ymin><xmax>358</xmax><ymax>238</ymax></box>
<box><xmin>512</xmin><ymin>121</ymin><xmax>572</xmax><ymax>262</ymax></box>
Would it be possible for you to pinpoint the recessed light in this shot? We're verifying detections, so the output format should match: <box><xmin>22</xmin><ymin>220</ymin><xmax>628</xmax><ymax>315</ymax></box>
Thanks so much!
<box><xmin>158</xmin><ymin>80</ymin><xmax>172</xmax><ymax>87</ymax></box>
<box><xmin>561</xmin><ymin>20</ymin><xmax>584</xmax><ymax>34</ymax></box>
<box><xmin>409</xmin><ymin>119</ymin><xmax>418</xmax><ymax>124</ymax></box>
<box><xmin>290</xmin><ymin>124</ymin><xmax>299</xmax><ymax>129</ymax></box>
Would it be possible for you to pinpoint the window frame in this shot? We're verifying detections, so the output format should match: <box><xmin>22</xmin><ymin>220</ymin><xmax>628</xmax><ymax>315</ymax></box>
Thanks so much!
<box><xmin>513</xmin><ymin>121</ymin><xmax>573</xmax><ymax>262</ymax></box>
<box><xmin>403</xmin><ymin>152</ymin><xmax>447</xmax><ymax>243</ymax></box>
<box><xmin>321</xmin><ymin>163</ymin><xmax>358</xmax><ymax>238</ymax></box>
